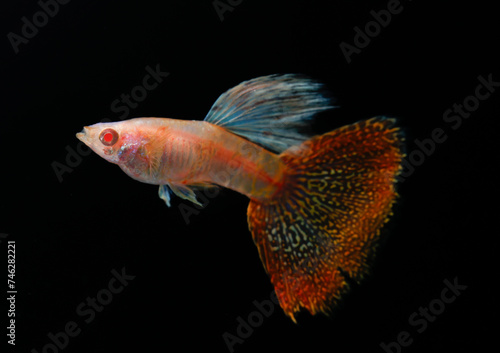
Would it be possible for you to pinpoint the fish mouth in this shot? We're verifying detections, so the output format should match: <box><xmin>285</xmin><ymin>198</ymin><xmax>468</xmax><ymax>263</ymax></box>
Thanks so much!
<box><xmin>76</xmin><ymin>126</ymin><xmax>90</xmax><ymax>143</ymax></box>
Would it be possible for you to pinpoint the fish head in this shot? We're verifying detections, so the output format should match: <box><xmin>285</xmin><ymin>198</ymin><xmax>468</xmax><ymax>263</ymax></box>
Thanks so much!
<box><xmin>76</xmin><ymin>120</ymin><xmax>148</xmax><ymax>165</ymax></box>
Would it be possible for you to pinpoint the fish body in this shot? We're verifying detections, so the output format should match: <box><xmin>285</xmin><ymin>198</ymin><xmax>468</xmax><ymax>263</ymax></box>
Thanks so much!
<box><xmin>78</xmin><ymin>117</ymin><xmax>286</xmax><ymax>202</ymax></box>
<box><xmin>77</xmin><ymin>74</ymin><xmax>404</xmax><ymax>321</ymax></box>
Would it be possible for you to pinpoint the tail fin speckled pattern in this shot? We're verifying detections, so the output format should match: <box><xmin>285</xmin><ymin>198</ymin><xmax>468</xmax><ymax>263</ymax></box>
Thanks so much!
<box><xmin>247</xmin><ymin>117</ymin><xmax>403</xmax><ymax>321</ymax></box>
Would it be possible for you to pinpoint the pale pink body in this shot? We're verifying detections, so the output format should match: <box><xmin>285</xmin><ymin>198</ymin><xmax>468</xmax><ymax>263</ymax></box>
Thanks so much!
<box><xmin>105</xmin><ymin>118</ymin><xmax>286</xmax><ymax>201</ymax></box>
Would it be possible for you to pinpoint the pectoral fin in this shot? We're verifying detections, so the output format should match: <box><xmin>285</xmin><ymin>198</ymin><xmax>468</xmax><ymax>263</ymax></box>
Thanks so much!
<box><xmin>158</xmin><ymin>184</ymin><xmax>174</xmax><ymax>207</ymax></box>
<box><xmin>159</xmin><ymin>182</ymin><xmax>218</xmax><ymax>207</ymax></box>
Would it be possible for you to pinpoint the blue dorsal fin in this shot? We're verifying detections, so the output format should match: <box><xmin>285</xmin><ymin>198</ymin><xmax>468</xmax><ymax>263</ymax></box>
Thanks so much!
<box><xmin>204</xmin><ymin>74</ymin><xmax>335</xmax><ymax>153</ymax></box>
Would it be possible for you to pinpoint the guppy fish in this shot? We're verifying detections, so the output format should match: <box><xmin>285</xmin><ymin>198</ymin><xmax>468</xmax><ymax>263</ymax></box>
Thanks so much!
<box><xmin>77</xmin><ymin>74</ymin><xmax>403</xmax><ymax>321</ymax></box>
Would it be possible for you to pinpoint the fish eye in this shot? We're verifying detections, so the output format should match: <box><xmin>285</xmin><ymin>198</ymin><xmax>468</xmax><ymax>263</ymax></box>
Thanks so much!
<box><xmin>99</xmin><ymin>128</ymin><xmax>119</xmax><ymax>146</ymax></box>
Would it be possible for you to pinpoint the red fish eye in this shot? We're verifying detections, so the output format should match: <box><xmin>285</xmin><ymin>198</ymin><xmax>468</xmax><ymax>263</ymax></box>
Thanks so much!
<box><xmin>99</xmin><ymin>128</ymin><xmax>119</xmax><ymax>146</ymax></box>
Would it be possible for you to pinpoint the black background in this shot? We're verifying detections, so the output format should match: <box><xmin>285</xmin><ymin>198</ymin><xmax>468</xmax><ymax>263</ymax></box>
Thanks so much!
<box><xmin>1</xmin><ymin>0</ymin><xmax>499</xmax><ymax>352</ymax></box>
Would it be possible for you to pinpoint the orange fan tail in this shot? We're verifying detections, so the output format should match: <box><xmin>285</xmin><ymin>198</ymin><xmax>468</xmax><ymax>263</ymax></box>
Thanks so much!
<box><xmin>247</xmin><ymin>117</ymin><xmax>404</xmax><ymax>321</ymax></box>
